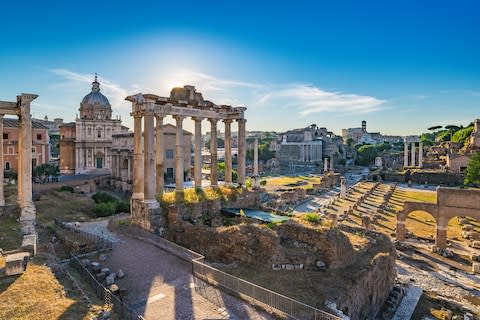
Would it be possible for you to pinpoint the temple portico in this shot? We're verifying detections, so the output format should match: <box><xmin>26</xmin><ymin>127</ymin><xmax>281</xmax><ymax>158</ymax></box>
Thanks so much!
<box><xmin>126</xmin><ymin>86</ymin><xmax>247</xmax><ymax>223</ymax></box>
<box><xmin>0</xmin><ymin>93</ymin><xmax>38</xmax><ymax>253</ymax></box>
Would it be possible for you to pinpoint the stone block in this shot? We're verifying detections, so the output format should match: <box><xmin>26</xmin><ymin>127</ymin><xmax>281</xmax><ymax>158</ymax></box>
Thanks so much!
<box><xmin>101</xmin><ymin>268</ymin><xmax>110</xmax><ymax>275</ymax></box>
<box><xmin>80</xmin><ymin>259</ymin><xmax>90</xmax><ymax>267</ymax></box>
<box><xmin>117</xmin><ymin>269</ymin><xmax>125</xmax><ymax>278</ymax></box>
<box><xmin>96</xmin><ymin>272</ymin><xmax>106</xmax><ymax>281</ymax></box>
<box><xmin>472</xmin><ymin>263</ymin><xmax>480</xmax><ymax>274</ymax></box>
<box><xmin>106</xmin><ymin>274</ymin><xmax>115</xmax><ymax>285</ymax></box>
<box><xmin>285</xmin><ymin>264</ymin><xmax>294</xmax><ymax>270</ymax></box>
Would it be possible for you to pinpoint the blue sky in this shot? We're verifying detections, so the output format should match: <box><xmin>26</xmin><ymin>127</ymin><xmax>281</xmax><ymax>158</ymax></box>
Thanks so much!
<box><xmin>0</xmin><ymin>0</ymin><xmax>479</xmax><ymax>135</ymax></box>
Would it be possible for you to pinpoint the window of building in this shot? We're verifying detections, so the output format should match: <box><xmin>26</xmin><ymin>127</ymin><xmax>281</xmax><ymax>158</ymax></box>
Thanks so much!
<box><xmin>166</xmin><ymin>167</ymin><xmax>174</xmax><ymax>178</ymax></box>
<box><xmin>8</xmin><ymin>147</ymin><xmax>14</xmax><ymax>155</ymax></box>
<box><xmin>166</xmin><ymin>149</ymin><xmax>174</xmax><ymax>159</ymax></box>
<box><xmin>88</xmin><ymin>128</ymin><xmax>92</xmax><ymax>136</ymax></box>
<box><xmin>3</xmin><ymin>133</ymin><xmax>8</xmax><ymax>140</ymax></box>
<box><xmin>5</xmin><ymin>162</ymin><xmax>10</xmax><ymax>171</ymax></box>
<box><xmin>37</xmin><ymin>134</ymin><xmax>42</xmax><ymax>140</ymax></box>
<box><xmin>97</xmin><ymin>129</ymin><xmax>102</xmax><ymax>138</ymax></box>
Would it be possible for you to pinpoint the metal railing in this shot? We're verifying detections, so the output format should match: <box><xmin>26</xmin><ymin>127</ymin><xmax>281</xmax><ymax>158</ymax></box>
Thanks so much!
<box><xmin>136</xmin><ymin>233</ymin><xmax>339</xmax><ymax>320</ymax></box>
<box><xmin>70</xmin><ymin>255</ymin><xmax>143</xmax><ymax>320</ymax></box>
<box><xmin>192</xmin><ymin>259</ymin><xmax>340</xmax><ymax>320</ymax></box>
<box><xmin>54</xmin><ymin>220</ymin><xmax>113</xmax><ymax>255</ymax></box>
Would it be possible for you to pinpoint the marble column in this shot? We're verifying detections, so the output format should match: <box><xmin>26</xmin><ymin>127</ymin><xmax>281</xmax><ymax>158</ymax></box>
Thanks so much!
<box><xmin>143</xmin><ymin>111</ymin><xmax>155</xmax><ymax>202</ymax></box>
<box><xmin>193</xmin><ymin>117</ymin><xmax>203</xmax><ymax>189</ymax></box>
<box><xmin>418</xmin><ymin>142</ymin><xmax>423</xmax><ymax>168</ymax></box>
<box><xmin>155</xmin><ymin>116</ymin><xmax>164</xmax><ymax>195</ymax></box>
<box><xmin>209</xmin><ymin>119</ymin><xmax>218</xmax><ymax>186</ymax></box>
<box><xmin>411</xmin><ymin>142</ymin><xmax>416</xmax><ymax>167</ymax></box>
<box><xmin>223</xmin><ymin>119</ymin><xmax>233</xmax><ymax>185</ymax></box>
<box><xmin>237</xmin><ymin>119</ymin><xmax>246</xmax><ymax>186</ymax></box>
<box><xmin>18</xmin><ymin>94</ymin><xmax>37</xmax><ymax>237</ymax></box>
<box><xmin>132</xmin><ymin>112</ymin><xmax>144</xmax><ymax>199</ymax></box>
<box><xmin>330</xmin><ymin>156</ymin><xmax>334</xmax><ymax>172</ymax></box>
<box><xmin>0</xmin><ymin>114</ymin><xmax>4</xmax><ymax>206</ymax></box>
<box><xmin>300</xmin><ymin>145</ymin><xmax>304</xmax><ymax>162</ymax></box>
<box><xmin>404</xmin><ymin>142</ymin><xmax>409</xmax><ymax>167</ymax></box>
<box><xmin>324</xmin><ymin>158</ymin><xmax>328</xmax><ymax>173</ymax></box>
<box><xmin>174</xmin><ymin>116</ymin><xmax>185</xmax><ymax>192</ymax></box>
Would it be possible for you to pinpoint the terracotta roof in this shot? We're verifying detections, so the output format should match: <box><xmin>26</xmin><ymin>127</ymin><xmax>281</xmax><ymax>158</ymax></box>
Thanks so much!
<box><xmin>3</xmin><ymin>117</ymin><xmax>48</xmax><ymax>129</ymax></box>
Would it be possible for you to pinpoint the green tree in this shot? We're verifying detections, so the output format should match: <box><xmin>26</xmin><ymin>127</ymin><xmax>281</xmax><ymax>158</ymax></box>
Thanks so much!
<box><xmin>465</xmin><ymin>152</ymin><xmax>480</xmax><ymax>186</ymax></box>
<box><xmin>452</xmin><ymin>126</ymin><xmax>473</xmax><ymax>146</ymax></box>
<box><xmin>356</xmin><ymin>144</ymin><xmax>377</xmax><ymax>166</ymax></box>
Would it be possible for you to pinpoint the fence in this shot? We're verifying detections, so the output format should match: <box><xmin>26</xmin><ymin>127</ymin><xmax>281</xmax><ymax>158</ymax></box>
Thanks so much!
<box><xmin>55</xmin><ymin>220</ymin><xmax>113</xmax><ymax>255</ymax></box>
<box><xmin>192</xmin><ymin>259</ymin><xmax>340</xmax><ymax>320</ymax></box>
<box><xmin>70</xmin><ymin>255</ymin><xmax>143</xmax><ymax>320</ymax></box>
<box><xmin>135</xmin><ymin>233</ymin><xmax>340</xmax><ymax>320</ymax></box>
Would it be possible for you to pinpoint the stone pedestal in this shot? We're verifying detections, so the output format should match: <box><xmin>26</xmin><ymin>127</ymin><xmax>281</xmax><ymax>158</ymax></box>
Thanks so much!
<box><xmin>435</xmin><ymin>226</ymin><xmax>447</xmax><ymax>249</ymax></box>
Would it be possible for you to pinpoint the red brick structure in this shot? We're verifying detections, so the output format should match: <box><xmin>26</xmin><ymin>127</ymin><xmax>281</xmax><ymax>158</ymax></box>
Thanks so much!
<box><xmin>2</xmin><ymin>118</ymin><xmax>49</xmax><ymax>172</ymax></box>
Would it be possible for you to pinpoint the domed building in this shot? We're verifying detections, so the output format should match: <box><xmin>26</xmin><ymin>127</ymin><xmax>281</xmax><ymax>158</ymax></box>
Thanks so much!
<box><xmin>59</xmin><ymin>75</ymin><xmax>128</xmax><ymax>174</ymax></box>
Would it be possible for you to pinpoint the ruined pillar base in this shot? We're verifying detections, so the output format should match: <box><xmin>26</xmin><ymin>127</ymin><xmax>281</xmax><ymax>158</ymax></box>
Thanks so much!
<box><xmin>131</xmin><ymin>198</ymin><xmax>164</xmax><ymax>234</ymax></box>
<box><xmin>21</xmin><ymin>233</ymin><xmax>37</xmax><ymax>256</ymax></box>
<box><xmin>175</xmin><ymin>190</ymin><xmax>185</xmax><ymax>203</ymax></box>
<box><xmin>19</xmin><ymin>205</ymin><xmax>37</xmax><ymax>256</ymax></box>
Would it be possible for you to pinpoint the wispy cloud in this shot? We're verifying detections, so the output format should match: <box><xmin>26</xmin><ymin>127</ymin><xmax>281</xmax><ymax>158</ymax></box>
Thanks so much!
<box><xmin>163</xmin><ymin>70</ymin><xmax>385</xmax><ymax>115</ymax></box>
<box><xmin>48</xmin><ymin>68</ymin><xmax>386</xmax><ymax>118</ymax></box>
<box><xmin>261</xmin><ymin>84</ymin><xmax>385</xmax><ymax>116</ymax></box>
<box><xmin>49</xmin><ymin>68</ymin><xmax>130</xmax><ymax>110</ymax></box>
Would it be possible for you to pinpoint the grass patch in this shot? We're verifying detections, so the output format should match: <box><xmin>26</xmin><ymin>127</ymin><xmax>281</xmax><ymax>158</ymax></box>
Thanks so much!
<box><xmin>301</xmin><ymin>213</ymin><xmax>321</xmax><ymax>224</ymax></box>
<box><xmin>159</xmin><ymin>186</ymin><xmax>243</xmax><ymax>205</ymax></box>
<box><xmin>0</xmin><ymin>261</ymin><xmax>101</xmax><ymax>320</ymax></box>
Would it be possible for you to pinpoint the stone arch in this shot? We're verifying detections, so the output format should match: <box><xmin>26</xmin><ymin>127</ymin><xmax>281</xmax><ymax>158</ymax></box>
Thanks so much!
<box><xmin>120</xmin><ymin>158</ymin><xmax>129</xmax><ymax>181</ymax></box>
<box><xmin>396</xmin><ymin>201</ymin><xmax>438</xmax><ymax>242</ymax></box>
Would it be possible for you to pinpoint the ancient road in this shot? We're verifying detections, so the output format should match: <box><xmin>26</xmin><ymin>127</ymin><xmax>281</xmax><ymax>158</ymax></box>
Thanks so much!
<box><xmin>97</xmin><ymin>231</ymin><xmax>274</xmax><ymax>320</ymax></box>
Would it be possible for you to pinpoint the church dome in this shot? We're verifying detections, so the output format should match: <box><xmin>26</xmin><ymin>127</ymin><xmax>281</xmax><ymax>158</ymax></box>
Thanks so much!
<box><xmin>79</xmin><ymin>74</ymin><xmax>112</xmax><ymax>120</ymax></box>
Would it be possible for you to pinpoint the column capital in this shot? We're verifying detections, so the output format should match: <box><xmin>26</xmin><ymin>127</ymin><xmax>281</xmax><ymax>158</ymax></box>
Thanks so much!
<box><xmin>173</xmin><ymin>115</ymin><xmax>185</xmax><ymax>122</ymax></box>
<box><xmin>191</xmin><ymin>116</ymin><xmax>204</xmax><ymax>122</ymax></box>
<box><xmin>130</xmin><ymin>111</ymin><xmax>143</xmax><ymax>119</ymax></box>
<box><xmin>236</xmin><ymin>118</ymin><xmax>247</xmax><ymax>123</ymax></box>
<box><xmin>208</xmin><ymin>118</ymin><xmax>218</xmax><ymax>125</ymax></box>
<box><xmin>223</xmin><ymin>119</ymin><xmax>233</xmax><ymax>125</ymax></box>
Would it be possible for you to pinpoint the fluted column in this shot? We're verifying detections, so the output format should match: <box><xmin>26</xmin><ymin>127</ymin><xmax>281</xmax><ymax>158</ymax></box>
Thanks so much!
<box><xmin>209</xmin><ymin>119</ymin><xmax>218</xmax><ymax>186</ymax></box>
<box><xmin>155</xmin><ymin>116</ymin><xmax>164</xmax><ymax>195</ymax></box>
<box><xmin>143</xmin><ymin>111</ymin><xmax>155</xmax><ymax>202</ymax></box>
<box><xmin>411</xmin><ymin>142</ymin><xmax>416</xmax><ymax>167</ymax></box>
<box><xmin>193</xmin><ymin>117</ymin><xmax>203</xmax><ymax>189</ymax></box>
<box><xmin>132</xmin><ymin>112</ymin><xmax>144</xmax><ymax>199</ymax></box>
<box><xmin>418</xmin><ymin>142</ymin><xmax>423</xmax><ymax>168</ymax></box>
<box><xmin>224</xmin><ymin>119</ymin><xmax>233</xmax><ymax>184</ymax></box>
<box><xmin>174</xmin><ymin>116</ymin><xmax>185</xmax><ymax>192</ymax></box>
<box><xmin>237</xmin><ymin>119</ymin><xmax>246</xmax><ymax>186</ymax></box>
<box><xmin>0</xmin><ymin>114</ymin><xmax>4</xmax><ymax>206</ymax></box>
<box><xmin>404</xmin><ymin>141</ymin><xmax>409</xmax><ymax>167</ymax></box>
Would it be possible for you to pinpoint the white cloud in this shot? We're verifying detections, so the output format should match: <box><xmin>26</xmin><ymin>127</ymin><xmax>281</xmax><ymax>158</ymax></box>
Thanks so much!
<box><xmin>260</xmin><ymin>84</ymin><xmax>385</xmax><ymax>116</ymax></box>
<box><xmin>48</xmin><ymin>68</ymin><xmax>385</xmax><ymax>119</ymax></box>
<box><xmin>49</xmin><ymin>68</ymin><xmax>130</xmax><ymax>111</ymax></box>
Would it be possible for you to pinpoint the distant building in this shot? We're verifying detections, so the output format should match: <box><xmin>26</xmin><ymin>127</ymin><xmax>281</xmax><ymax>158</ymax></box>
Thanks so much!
<box><xmin>275</xmin><ymin>124</ymin><xmax>339</xmax><ymax>167</ymax></box>
<box><xmin>343</xmin><ymin>121</ymin><xmax>402</xmax><ymax>145</ymax></box>
<box><xmin>34</xmin><ymin>116</ymin><xmax>64</xmax><ymax>159</ymax></box>
<box><xmin>59</xmin><ymin>75</ymin><xmax>128</xmax><ymax>174</ymax></box>
<box><xmin>446</xmin><ymin>153</ymin><xmax>471</xmax><ymax>173</ymax></box>
<box><xmin>2</xmin><ymin>118</ymin><xmax>49</xmax><ymax>172</ymax></box>
<box><xmin>110</xmin><ymin>124</ymin><xmax>192</xmax><ymax>192</ymax></box>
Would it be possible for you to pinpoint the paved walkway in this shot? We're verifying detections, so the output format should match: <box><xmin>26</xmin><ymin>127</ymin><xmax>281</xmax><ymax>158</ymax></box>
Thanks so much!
<box><xmin>101</xmin><ymin>233</ymin><xmax>274</xmax><ymax>320</ymax></box>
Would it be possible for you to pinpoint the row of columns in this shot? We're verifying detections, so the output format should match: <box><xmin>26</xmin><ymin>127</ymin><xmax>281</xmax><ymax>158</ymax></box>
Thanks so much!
<box><xmin>131</xmin><ymin>109</ymin><xmax>247</xmax><ymax>202</ymax></box>
<box><xmin>299</xmin><ymin>144</ymin><xmax>322</xmax><ymax>162</ymax></box>
<box><xmin>403</xmin><ymin>141</ymin><xmax>423</xmax><ymax>168</ymax></box>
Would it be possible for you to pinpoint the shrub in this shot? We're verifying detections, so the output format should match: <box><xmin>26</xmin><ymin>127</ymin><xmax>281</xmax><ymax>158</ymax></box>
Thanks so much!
<box><xmin>94</xmin><ymin>202</ymin><xmax>117</xmax><ymax>217</ymax></box>
<box><xmin>116</xmin><ymin>200</ymin><xmax>130</xmax><ymax>213</ymax></box>
<box><xmin>302</xmin><ymin>213</ymin><xmax>321</xmax><ymax>224</ymax></box>
<box><xmin>92</xmin><ymin>192</ymin><xmax>117</xmax><ymax>204</ymax></box>
<box><xmin>259</xmin><ymin>179</ymin><xmax>267</xmax><ymax>186</ymax></box>
<box><xmin>59</xmin><ymin>185</ymin><xmax>74</xmax><ymax>193</ymax></box>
